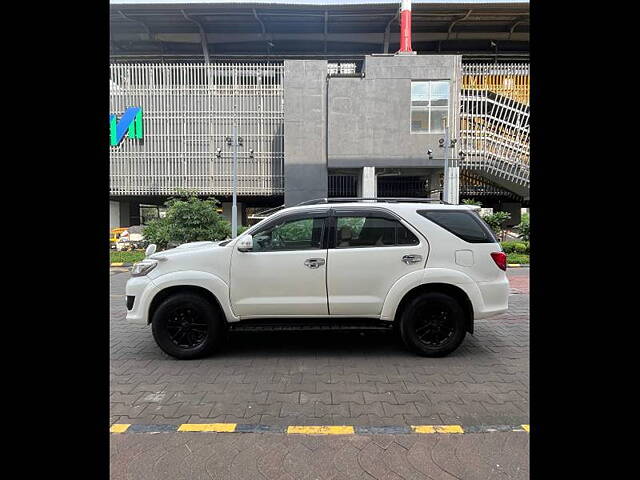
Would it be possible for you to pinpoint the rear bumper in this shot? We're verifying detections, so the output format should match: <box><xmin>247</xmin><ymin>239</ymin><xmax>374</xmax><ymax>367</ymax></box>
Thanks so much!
<box><xmin>473</xmin><ymin>276</ymin><xmax>509</xmax><ymax>319</ymax></box>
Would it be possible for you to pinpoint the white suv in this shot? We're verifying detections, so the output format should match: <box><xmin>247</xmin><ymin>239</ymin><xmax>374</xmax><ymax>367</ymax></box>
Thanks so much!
<box><xmin>125</xmin><ymin>199</ymin><xmax>509</xmax><ymax>359</ymax></box>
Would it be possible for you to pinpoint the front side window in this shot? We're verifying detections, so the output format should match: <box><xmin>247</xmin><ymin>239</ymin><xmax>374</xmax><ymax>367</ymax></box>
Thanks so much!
<box><xmin>336</xmin><ymin>216</ymin><xmax>419</xmax><ymax>248</ymax></box>
<box><xmin>252</xmin><ymin>216</ymin><xmax>325</xmax><ymax>252</ymax></box>
<box><xmin>411</xmin><ymin>81</ymin><xmax>449</xmax><ymax>133</ymax></box>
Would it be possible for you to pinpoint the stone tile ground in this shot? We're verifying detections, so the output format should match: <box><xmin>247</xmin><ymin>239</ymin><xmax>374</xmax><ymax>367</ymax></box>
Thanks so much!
<box><xmin>111</xmin><ymin>430</ymin><xmax>529</xmax><ymax>480</ymax></box>
<box><xmin>110</xmin><ymin>269</ymin><xmax>529</xmax><ymax>428</ymax></box>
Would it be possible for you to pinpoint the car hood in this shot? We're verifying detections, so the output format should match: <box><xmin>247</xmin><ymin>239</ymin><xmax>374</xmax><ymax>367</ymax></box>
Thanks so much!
<box><xmin>148</xmin><ymin>241</ymin><xmax>223</xmax><ymax>260</ymax></box>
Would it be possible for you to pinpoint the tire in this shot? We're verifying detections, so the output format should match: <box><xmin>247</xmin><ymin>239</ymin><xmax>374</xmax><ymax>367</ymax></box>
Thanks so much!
<box><xmin>151</xmin><ymin>293</ymin><xmax>224</xmax><ymax>359</ymax></box>
<box><xmin>399</xmin><ymin>292</ymin><xmax>467</xmax><ymax>357</ymax></box>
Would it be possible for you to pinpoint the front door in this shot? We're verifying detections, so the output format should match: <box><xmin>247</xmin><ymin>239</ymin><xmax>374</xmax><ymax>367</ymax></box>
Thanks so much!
<box><xmin>327</xmin><ymin>208</ymin><xmax>429</xmax><ymax>316</ymax></box>
<box><xmin>230</xmin><ymin>210</ymin><xmax>329</xmax><ymax>317</ymax></box>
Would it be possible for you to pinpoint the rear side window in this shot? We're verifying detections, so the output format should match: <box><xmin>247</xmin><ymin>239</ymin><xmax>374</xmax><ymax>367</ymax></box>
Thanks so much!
<box><xmin>336</xmin><ymin>216</ymin><xmax>419</xmax><ymax>248</ymax></box>
<box><xmin>418</xmin><ymin>210</ymin><xmax>497</xmax><ymax>243</ymax></box>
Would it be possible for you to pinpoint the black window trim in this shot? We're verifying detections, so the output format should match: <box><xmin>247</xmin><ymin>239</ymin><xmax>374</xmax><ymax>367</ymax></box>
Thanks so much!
<box><xmin>249</xmin><ymin>209</ymin><xmax>330</xmax><ymax>252</ymax></box>
<box><xmin>417</xmin><ymin>209</ymin><xmax>498</xmax><ymax>244</ymax></box>
<box><xmin>330</xmin><ymin>206</ymin><xmax>423</xmax><ymax>249</ymax></box>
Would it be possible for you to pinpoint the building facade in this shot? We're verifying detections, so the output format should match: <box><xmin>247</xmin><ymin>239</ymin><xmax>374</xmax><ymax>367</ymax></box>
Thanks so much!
<box><xmin>109</xmin><ymin>1</ymin><xmax>529</xmax><ymax>229</ymax></box>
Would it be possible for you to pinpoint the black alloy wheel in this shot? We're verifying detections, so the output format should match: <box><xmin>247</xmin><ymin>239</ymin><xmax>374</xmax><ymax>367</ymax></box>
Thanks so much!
<box><xmin>399</xmin><ymin>292</ymin><xmax>466</xmax><ymax>357</ymax></box>
<box><xmin>152</xmin><ymin>293</ymin><xmax>224</xmax><ymax>359</ymax></box>
<box><xmin>165</xmin><ymin>306</ymin><xmax>209</xmax><ymax>349</ymax></box>
<box><xmin>413</xmin><ymin>304</ymin><xmax>456</xmax><ymax>348</ymax></box>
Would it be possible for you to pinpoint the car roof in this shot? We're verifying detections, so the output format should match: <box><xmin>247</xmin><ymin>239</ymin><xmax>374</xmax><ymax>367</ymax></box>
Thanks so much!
<box><xmin>283</xmin><ymin>202</ymin><xmax>479</xmax><ymax>214</ymax></box>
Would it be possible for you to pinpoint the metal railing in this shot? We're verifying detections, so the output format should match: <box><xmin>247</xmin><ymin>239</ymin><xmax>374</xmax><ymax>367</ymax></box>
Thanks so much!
<box><xmin>110</xmin><ymin>63</ymin><xmax>284</xmax><ymax>196</ymax></box>
<box><xmin>297</xmin><ymin>198</ymin><xmax>450</xmax><ymax>206</ymax></box>
<box><xmin>460</xmin><ymin>63</ymin><xmax>530</xmax><ymax>189</ymax></box>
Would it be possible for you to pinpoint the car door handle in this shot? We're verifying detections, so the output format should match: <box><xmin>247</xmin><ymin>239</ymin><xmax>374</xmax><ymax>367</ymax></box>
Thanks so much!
<box><xmin>402</xmin><ymin>255</ymin><xmax>423</xmax><ymax>265</ymax></box>
<box><xmin>304</xmin><ymin>258</ymin><xmax>325</xmax><ymax>269</ymax></box>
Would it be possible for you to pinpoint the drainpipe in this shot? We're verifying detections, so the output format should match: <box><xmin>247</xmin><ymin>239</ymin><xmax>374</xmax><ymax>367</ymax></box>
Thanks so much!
<box><xmin>397</xmin><ymin>0</ymin><xmax>414</xmax><ymax>54</ymax></box>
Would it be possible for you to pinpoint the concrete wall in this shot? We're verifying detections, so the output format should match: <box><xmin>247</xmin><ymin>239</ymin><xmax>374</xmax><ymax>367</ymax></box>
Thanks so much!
<box><xmin>110</xmin><ymin>201</ymin><xmax>121</xmax><ymax>230</ymax></box>
<box><xmin>327</xmin><ymin>55</ymin><xmax>461</xmax><ymax>168</ymax></box>
<box><xmin>283</xmin><ymin>55</ymin><xmax>461</xmax><ymax>205</ymax></box>
<box><xmin>283</xmin><ymin>60</ymin><xmax>328</xmax><ymax>206</ymax></box>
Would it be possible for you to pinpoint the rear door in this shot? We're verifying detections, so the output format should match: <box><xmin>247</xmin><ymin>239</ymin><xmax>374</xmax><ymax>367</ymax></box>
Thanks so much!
<box><xmin>326</xmin><ymin>208</ymin><xmax>429</xmax><ymax>316</ymax></box>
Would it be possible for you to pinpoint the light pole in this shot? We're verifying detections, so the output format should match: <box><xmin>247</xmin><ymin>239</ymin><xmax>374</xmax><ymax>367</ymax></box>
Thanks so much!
<box><xmin>439</xmin><ymin>116</ymin><xmax>459</xmax><ymax>204</ymax></box>
<box><xmin>226</xmin><ymin>105</ymin><xmax>243</xmax><ymax>238</ymax></box>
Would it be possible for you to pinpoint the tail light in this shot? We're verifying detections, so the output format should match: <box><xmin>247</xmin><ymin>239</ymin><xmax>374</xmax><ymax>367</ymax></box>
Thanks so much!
<box><xmin>490</xmin><ymin>252</ymin><xmax>507</xmax><ymax>271</ymax></box>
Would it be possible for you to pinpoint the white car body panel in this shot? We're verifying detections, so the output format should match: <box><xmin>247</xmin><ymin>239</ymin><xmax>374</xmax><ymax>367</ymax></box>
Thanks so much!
<box><xmin>229</xmin><ymin>248</ymin><xmax>329</xmax><ymax>316</ymax></box>
<box><xmin>125</xmin><ymin>201</ymin><xmax>509</xmax><ymax>327</ymax></box>
<box><xmin>327</xmin><ymin>241</ymin><xmax>428</xmax><ymax>315</ymax></box>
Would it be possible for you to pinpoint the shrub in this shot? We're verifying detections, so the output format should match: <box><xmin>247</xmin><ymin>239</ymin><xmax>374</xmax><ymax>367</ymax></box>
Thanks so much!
<box><xmin>500</xmin><ymin>241</ymin><xmax>530</xmax><ymax>254</ymax></box>
<box><xmin>516</xmin><ymin>213</ymin><xmax>530</xmax><ymax>242</ymax></box>
<box><xmin>462</xmin><ymin>199</ymin><xmax>482</xmax><ymax>207</ymax></box>
<box><xmin>506</xmin><ymin>253</ymin><xmax>529</xmax><ymax>264</ymax></box>
<box><xmin>482</xmin><ymin>211</ymin><xmax>511</xmax><ymax>240</ymax></box>
<box><xmin>143</xmin><ymin>194</ymin><xmax>232</xmax><ymax>249</ymax></box>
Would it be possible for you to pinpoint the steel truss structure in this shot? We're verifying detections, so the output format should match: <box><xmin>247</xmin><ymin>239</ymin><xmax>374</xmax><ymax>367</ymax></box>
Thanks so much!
<box><xmin>460</xmin><ymin>63</ymin><xmax>530</xmax><ymax>189</ymax></box>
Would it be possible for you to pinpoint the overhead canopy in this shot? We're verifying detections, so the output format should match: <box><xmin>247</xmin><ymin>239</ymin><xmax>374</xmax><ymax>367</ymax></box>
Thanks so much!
<box><xmin>110</xmin><ymin>0</ymin><xmax>529</xmax><ymax>60</ymax></box>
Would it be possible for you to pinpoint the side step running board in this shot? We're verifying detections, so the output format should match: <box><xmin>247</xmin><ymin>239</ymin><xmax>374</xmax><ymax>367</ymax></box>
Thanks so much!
<box><xmin>228</xmin><ymin>318</ymin><xmax>394</xmax><ymax>333</ymax></box>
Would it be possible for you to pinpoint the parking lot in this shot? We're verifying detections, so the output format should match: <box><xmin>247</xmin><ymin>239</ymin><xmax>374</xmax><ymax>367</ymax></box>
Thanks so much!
<box><xmin>110</xmin><ymin>268</ymin><xmax>528</xmax><ymax>428</ymax></box>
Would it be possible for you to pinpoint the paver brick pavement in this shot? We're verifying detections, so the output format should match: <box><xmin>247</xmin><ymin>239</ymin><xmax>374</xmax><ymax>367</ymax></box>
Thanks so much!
<box><xmin>111</xmin><ymin>431</ymin><xmax>529</xmax><ymax>480</ymax></box>
<box><xmin>110</xmin><ymin>269</ymin><xmax>529</xmax><ymax>427</ymax></box>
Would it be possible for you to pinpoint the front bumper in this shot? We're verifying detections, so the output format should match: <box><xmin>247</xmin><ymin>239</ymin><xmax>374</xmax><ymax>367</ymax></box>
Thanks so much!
<box><xmin>125</xmin><ymin>275</ymin><xmax>156</xmax><ymax>324</ymax></box>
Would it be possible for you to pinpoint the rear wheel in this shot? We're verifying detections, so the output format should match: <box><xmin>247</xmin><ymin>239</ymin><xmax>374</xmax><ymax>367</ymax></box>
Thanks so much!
<box><xmin>399</xmin><ymin>292</ymin><xmax>466</xmax><ymax>357</ymax></box>
<box><xmin>151</xmin><ymin>293</ymin><xmax>224</xmax><ymax>359</ymax></box>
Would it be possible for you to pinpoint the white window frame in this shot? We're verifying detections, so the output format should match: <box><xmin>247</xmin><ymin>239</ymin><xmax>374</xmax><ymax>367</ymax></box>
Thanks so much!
<box><xmin>410</xmin><ymin>80</ymin><xmax>450</xmax><ymax>134</ymax></box>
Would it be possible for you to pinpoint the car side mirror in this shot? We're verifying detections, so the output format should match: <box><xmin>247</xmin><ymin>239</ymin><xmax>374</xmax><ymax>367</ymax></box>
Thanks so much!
<box><xmin>236</xmin><ymin>234</ymin><xmax>253</xmax><ymax>252</ymax></box>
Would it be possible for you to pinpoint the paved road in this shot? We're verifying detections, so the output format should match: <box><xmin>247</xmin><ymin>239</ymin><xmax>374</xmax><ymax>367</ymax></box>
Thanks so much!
<box><xmin>110</xmin><ymin>268</ymin><xmax>528</xmax><ymax>428</ymax></box>
<box><xmin>110</xmin><ymin>268</ymin><xmax>528</xmax><ymax>479</ymax></box>
<box><xmin>111</xmin><ymin>430</ymin><xmax>529</xmax><ymax>480</ymax></box>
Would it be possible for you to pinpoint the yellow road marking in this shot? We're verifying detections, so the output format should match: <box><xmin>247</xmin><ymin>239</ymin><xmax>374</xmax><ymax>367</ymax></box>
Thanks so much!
<box><xmin>110</xmin><ymin>263</ymin><xmax>124</xmax><ymax>267</ymax></box>
<box><xmin>521</xmin><ymin>424</ymin><xmax>530</xmax><ymax>432</ymax></box>
<box><xmin>177</xmin><ymin>423</ymin><xmax>237</xmax><ymax>432</ymax></box>
<box><xmin>110</xmin><ymin>424</ymin><xmax>131</xmax><ymax>433</ymax></box>
<box><xmin>287</xmin><ymin>425</ymin><xmax>355</xmax><ymax>435</ymax></box>
<box><xmin>412</xmin><ymin>425</ymin><xmax>464</xmax><ymax>434</ymax></box>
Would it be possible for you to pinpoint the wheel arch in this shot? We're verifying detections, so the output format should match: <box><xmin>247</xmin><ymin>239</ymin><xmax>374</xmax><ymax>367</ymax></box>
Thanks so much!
<box><xmin>148</xmin><ymin>285</ymin><xmax>227</xmax><ymax>326</ymax></box>
<box><xmin>394</xmin><ymin>283</ymin><xmax>474</xmax><ymax>334</ymax></box>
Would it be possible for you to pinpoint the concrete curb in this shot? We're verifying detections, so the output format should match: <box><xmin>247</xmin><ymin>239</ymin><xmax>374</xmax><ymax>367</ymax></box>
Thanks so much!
<box><xmin>110</xmin><ymin>263</ymin><xmax>133</xmax><ymax>267</ymax></box>
<box><xmin>111</xmin><ymin>423</ymin><xmax>530</xmax><ymax>435</ymax></box>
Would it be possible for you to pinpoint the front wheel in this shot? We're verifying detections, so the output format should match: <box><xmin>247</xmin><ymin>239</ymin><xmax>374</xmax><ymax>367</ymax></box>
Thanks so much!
<box><xmin>151</xmin><ymin>293</ymin><xmax>224</xmax><ymax>359</ymax></box>
<box><xmin>399</xmin><ymin>292</ymin><xmax>467</xmax><ymax>357</ymax></box>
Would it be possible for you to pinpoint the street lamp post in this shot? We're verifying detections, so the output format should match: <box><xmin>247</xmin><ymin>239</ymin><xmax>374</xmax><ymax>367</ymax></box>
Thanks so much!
<box><xmin>442</xmin><ymin>117</ymin><xmax>450</xmax><ymax>203</ymax></box>
<box><xmin>232</xmin><ymin>118</ymin><xmax>238</xmax><ymax>238</ymax></box>
<box><xmin>226</xmin><ymin>104</ymin><xmax>243</xmax><ymax>238</ymax></box>
<box><xmin>440</xmin><ymin>117</ymin><xmax>459</xmax><ymax>204</ymax></box>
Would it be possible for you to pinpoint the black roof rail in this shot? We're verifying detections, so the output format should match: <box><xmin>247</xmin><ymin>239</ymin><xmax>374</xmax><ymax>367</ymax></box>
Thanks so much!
<box><xmin>295</xmin><ymin>197</ymin><xmax>451</xmax><ymax>206</ymax></box>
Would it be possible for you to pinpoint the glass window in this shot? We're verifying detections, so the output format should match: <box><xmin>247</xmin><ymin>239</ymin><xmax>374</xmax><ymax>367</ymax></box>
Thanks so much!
<box><xmin>411</xmin><ymin>81</ymin><xmax>450</xmax><ymax>133</ymax></box>
<box><xmin>336</xmin><ymin>216</ymin><xmax>419</xmax><ymax>248</ymax></box>
<box><xmin>418</xmin><ymin>210</ymin><xmax>497</xmax><ymax>243</ymax></box>
<box><xmin>252</xmin><ymin>216</ymin><xmax>324</xmax><ymax>252</ymax></box>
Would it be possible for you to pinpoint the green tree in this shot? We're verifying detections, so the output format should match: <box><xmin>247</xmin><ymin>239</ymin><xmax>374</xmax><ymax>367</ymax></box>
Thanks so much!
<box><xmin>143</xmin><ymin>194</ymin><xmax>232</xmax><ymax>249</ymax></box>
<box><xmin>516</xmin><ymin>212</ymin><xmax>530</xmax><ymax>242</ymax></box>
<box><xmin>482</xmin><ymin>211</ymin><xmax>511</xmax><ymax>241</ymax></box>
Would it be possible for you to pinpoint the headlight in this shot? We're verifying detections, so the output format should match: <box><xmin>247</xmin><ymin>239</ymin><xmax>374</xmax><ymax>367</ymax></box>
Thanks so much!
<box><xmin>130</xmin><ymin>260</ymin><xmax>158</xmax><ymax>277</ymax></box>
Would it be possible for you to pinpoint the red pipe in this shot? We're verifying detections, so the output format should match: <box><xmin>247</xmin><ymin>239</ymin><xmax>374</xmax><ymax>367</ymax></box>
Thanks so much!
<box><xmin>398</xmin><ymin>0</ymin><xmax>413</xmax><ymax>53</ymax></box>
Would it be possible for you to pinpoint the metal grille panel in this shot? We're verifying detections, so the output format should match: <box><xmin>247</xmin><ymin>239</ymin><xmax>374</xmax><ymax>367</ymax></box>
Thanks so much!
<box><xmin>460</xmin><ymin>63</ymin><xmax>530</xmax><ymax>189</ymax></box>
<box><xmin>110</xmin><ymin>63</ymin><xmax>284</xmax><ymax>196</ymax></box>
